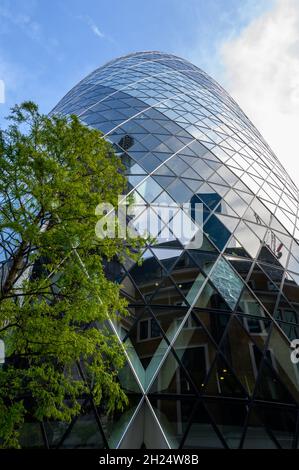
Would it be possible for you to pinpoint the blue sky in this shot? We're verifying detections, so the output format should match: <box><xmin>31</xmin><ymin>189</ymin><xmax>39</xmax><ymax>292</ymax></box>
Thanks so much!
<box><xmin>1</xmin><ymin>0</ymin><xmax>299</xmax><ymax>186</ymax></box>
<box><xmin>0</xmin><ymin>0</ymin><xmax>272</xmax><ymax>118</ymax></box>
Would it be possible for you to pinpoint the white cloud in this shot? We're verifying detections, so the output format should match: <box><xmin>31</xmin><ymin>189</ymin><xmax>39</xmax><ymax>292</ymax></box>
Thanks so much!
<box><xmin>81</xmin><ymin>15</ymin><xmax>105</xmax><ymax>39</ymax></box>
<box><xmin>90</xmin><ymin>24</ymin><xmax>105</xmax><ymax>39</ymax></box>
<box><xmin>220</xmin><ymin>0</ymin><xmax>299</xmax><ymax>187</ymax></box>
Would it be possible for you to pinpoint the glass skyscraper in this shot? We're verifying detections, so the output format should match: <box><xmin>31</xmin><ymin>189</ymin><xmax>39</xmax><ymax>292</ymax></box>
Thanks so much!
<box><xmin>46</xmin><ymin>51</ymin><xmax>299</xmax><ymax>449</ymax></box>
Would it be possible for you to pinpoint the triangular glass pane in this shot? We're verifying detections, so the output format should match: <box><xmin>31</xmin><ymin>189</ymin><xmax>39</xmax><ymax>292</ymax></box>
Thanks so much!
<box><xmin>215</xmin><ymin>214</ymin><xmax>239</xmax><ymax>234</ymax></box>
<box><xmin>220</xmin><ymin>316</ymin><xmax>264</xmax><ymax>396</ymax></box>
<box><xmin>152</xmin><ymin>175</ymin><xmax>176</xmax><ymax>190</ymax></box>
<box><xmin>44</xmin><ymin>421</ymin><xmax>71</xmax><ymax>448</ymax></box>
<box><xmin>193</xmin><ymin>310</ymin><xmax>231</xmax><ymax>345</ymax></box>
<box><xmin>118</xmin><ymin>361</ymin><xmax>143</xmax><ymax>394</ymax></box>
<box><xmin>187</xmin><ymin>249</ymin><xmax>218</xmax><ymax>269</ymax></box>
<box><xmin>124</xmin><ymin>308</ymin><xmax>167</xmax><ymax>371</ymax></box>
<box><xmin>118</xmin><ymin>401</ymin><xmax>146</xmax><ymax>449</ymax></box>
<box><xmin>233</xmin><ymin>221</ymin><xmax>261</xmax><ymax>259</ymax></box>
<box><xmin>203</xmin><ymin>355</ymin><xmax>248</xmax><ymax>398</ymax></box>
<box><xmin>242</xmin><ymin>408</ymin><xmax>278</xmax><ymax>449</ymax></box>
<box><xmin>128</xmin><ymin>251</ymin><xmax>168</xmax><ymax>299</ymax></box>
<box><xmin>236</xmin><ymin>314</ymin><xmax>271</xmax><ymax>353</ymax></box>
<box><xmin>258</xmin><ymin>262</ymin><xmax>284</xmax><ymax>286</ymax></box>
<box><xmin>98</xmin><ymin>395</ymin><xmax>142</xmax><ymax>449</ymax></box>
<box><xmin>226</xmin><ymin>257</ymin><xmax>252</xmax><ymax>280</ymax></box>
<box><xmin>151</xmin><ymin>248</ymin><xmax>183</xmax><ymax>272</ymax></box>
<box><xmin>137</xmin><ymin>177</ymin><xmax>163</xmax><ymax>203</ymax></box>
<box><xmin>116</xmin><ymin>306</ymin><xmax>146</xmax><ymax>341</ymax></box>
<box><xmin>173</xmin><ymin>313</ymin><xmax>217</xmax><ymax>392</ymax></box>
<box><xmin>167</xmin><ymin>179</ymin><xmax>193</xmax><ymax>204</ymax></box>
<box><xmin>255</xmin><ymin>358</ymin><xmax>296</xmax><ymax>404</ymax></box>
<box><xmin>236</xmin><ymin>288</ymin><xmax>266</xmax><ymax>318</ymax></box>
<box><xmin>253</xmin><ymin>406</ymin><xmax>297</xmax><ymax>449</ymax></box>
<box><xmin>194</xmin><ymin>279</ymin><xmax>232</xmax><ymax>311</ymax></box>
<box><xmin>267</xmin><ymin>326</ymin><xmax>299</xmax><ymax>402</ymax></box>
<box><xmin>170</xmin><ymin>251</ymin><xmax>202</xmax><ymax>281</ymax></box>
<box><xmin>120</xmin><ymin>275</ymin><xmax>144</xmax><ymax>304</ymax></box>
<box><xmin>258</xmin><ymin>244</ymin><xmax>283</xmax><ymax>267</ymax></box>
<box><xmin>183</xmin><ymin>178</ymin><xmax>204</xmax><ymax>193</ymax></box>
<box><xmin>149</xmin><ymin>276</ymin><xmax>188</xmax><ymax>306</ymax></box>
<box><xmin>247</xmin><ymin>264</ymin><xmax>279</xmax><ymax>314</ymax></box>
<box><xmin>143</xmin><ymin>401</ymin><xmax>169</xmax><ymax>449</ymax></box>
<box><xmin>149</xmin><ymin>306</ymin><xmax>189</xmax><ymax>343</ymax></box>
<box><xmin>207</xmin><ymin>257</ymin><xmax>244</xmax><ymax>310</ymax></box>
<box><xmin>149</xmin><ymin>397</ymin><xmax>197</xmax><ymax>449</ymax></box>
<box><xmin>203</xmin><ymin>215</ymin><xmax>231</xmax><ymax>251</ymax></box>
<box><xmin>128</xmin><ymin>175</ymin><xmax>146</xmax><ymax>189</ymax></box>
<box><xmin>205</xmin><ymin>401</ymin><xmax>248</xmax><ymax>449</ymax></box>
<box><xmin>188</xmin><ymin>231</ymin><xmax>218</xmax><ymax>252</ymax></box>
<box><xmin>149</xmin><ymin>348</ymin><xmax>197</xmax><ymax>395</ymax></box>
<box><xmin>224</xmin><ymin>236</ymin><xmax>251</xmax><ymax>259</ymax></box>
<box><xmin>60</xmin><ymin>407</ymin><xmax>105</xmax><ymax>449</ymax></box>
<box><xmin>126</xmin><ymin>162</ymin><xmax>146</xmax><ymax>175</ymax></box>
<box><xmin>182</xmin><ymin>402</ymin><xmax>224</xmax><ymax>449</ymax></box>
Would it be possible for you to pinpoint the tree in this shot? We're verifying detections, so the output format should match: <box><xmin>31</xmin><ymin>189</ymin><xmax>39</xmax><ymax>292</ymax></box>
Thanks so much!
<box><xmin>0</xmin><ymin>102</ymin><xmax>142</xmax><ymax>448</ymax></box>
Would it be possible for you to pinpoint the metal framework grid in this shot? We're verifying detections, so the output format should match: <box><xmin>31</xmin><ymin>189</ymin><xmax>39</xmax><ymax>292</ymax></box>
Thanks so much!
<box><xmin>23</xmin><ymin>51</ymin><xmax>299</xmax><ymax>449</ymax></box>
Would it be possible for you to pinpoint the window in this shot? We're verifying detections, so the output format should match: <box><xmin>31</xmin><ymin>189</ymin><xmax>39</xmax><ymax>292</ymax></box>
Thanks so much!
<box><xmin>138</xmin><ymin>318</ymin><xmax>162</xmax><ymax>342</ymax></box>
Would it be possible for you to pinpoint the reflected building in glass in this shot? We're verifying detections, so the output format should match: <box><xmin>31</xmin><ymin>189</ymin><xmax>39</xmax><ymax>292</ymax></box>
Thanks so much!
<box><xmin>44</xmin><ymin>52</ymin><xmax>299</xmax><ymax>449</ymax></box>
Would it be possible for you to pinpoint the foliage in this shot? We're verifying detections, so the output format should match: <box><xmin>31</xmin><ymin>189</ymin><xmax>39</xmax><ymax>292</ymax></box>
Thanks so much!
<box><xmin>0</xmin><ymin>102</ymin><xmax>143</xmax><ymax>448</ymax></box>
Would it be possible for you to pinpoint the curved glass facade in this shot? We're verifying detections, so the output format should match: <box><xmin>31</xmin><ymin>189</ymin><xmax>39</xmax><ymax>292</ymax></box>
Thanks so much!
<box><xmin>43</xmin><ymin>51</ymin><xmax>299</xmax><ymax>449</ymax></box>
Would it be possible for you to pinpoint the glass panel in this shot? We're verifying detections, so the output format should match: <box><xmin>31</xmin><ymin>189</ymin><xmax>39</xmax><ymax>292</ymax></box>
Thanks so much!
<box><xmin>118</xmin><ymin>361</ymin><xmax>143</xmax><ymax>393</ymax></box>
<box><xmin>149</xmin><ymin>398</ymin><xmax>196</xmax><ymax>449</ymax></box>
<box><xmin>151</xmin><ymin>248</ymin><xmax>183</xmax><ymax>272</ymax></box>
<box><xmin>220</xmin><ymin>316</ymin><xmax>261</xmax><ymax>396</ymax></box>
<box><xmin>234</xmin><ymin>221</ymin><xmax>261</xmax><ymax>259</ymax></box>
<box><xmin>255</xmin><ymin>358</ymin><xmax>296</xmax><ymax>404</ymax></box>
<box><xmin>120</xmin><ymin>275</ymin><xmax>144</xmax><ymax>303</ymax></box>
<box><xmin>204</xmin><ymin>355</ymin><xmax>247</xmax><ymax>398</ymax></box>
<box><xmin>124</xmin><ymin>308</ymin><xmax>166</xmax><ymax>371</ymax></box>
<box><xmin>44</xmin><ymin>421</ymin><xmax>70</xmax><ymax>448</ymax></box>
<box><xmin>60</xmin><ymin>408</ymin><xmax>104</xmax><ymax>449</ymax></box>
<box><xmin>150</xmin><ymin>307</ymin><xmax>189</xmax><ymax>343</ymax></box>
<box><xmin>137</xmin><ymin>177</ymin><xmax>162</xmax><ymax>203</ymax></box>
<box><xmin>237</xmin><ymin>288</ymin><xmax>266</xmax><ymax>318</ymax></box>
<box><xmin>98</xmin><ymin>395</ymin><xmax>141</xmax><ymax>448</ymax></box>
<box><xmin>173</xmin><ymin>314</ymin><xmax>217</xmax><ymax>391</ymax></box>
<box><xmin>237</xmin><ymin>314</ymin><xmax>271</xmax><ymax>352</ymax></box>
<box><xmin>128</xmin><ymin>250</ymin><xmax>167</xmax><ymax>299</ymax></box>
<box><xmin>193</xmin><ymin>310</ymin><xmax>231</xmax><ymax>345</ymax></box>
<box><xmin>254</xmin><ymin>406</ymin><xmax>297</xmax><ymax>449</ymax></box>
<box><xmin>247</xmin><ymin>265</ymin><xmax>280</xmax><ymax>314</ymax></box>
<box><xmin>150</xmin><ymin>277</ymin><xmax>187</xmax><ymax>306</ymax></box>
<box><xmin>205</xmin><ymin>402</ymin><xmax>247</xmax><ymax>449</ymax></box>
<box><xmin>242</xmin><ymin>408</ymin><xmax>278</xmax><ymax>449</ymax></box>
<box><xmin>207</xmin><ymin>257</ymin><xmax>244</xmax><ymax>310</ymax></box>
<box><xmin>167</xmin><ymin>179</ymin><xmax>193</xmax><ymax>204</ymax></box>
<box><xmin>266</xmin><ymin>327</ymin><xmax>299</xmax><ymax>402</ymax></box>
<box><xmin>183</xmin><ymin>402</ymin><xmax>224</xmax><ymax>449</ymax></box>
<box><xmin>194</xmin><ymin>279</ymin><xmax>231</xmax><ymax>311</ymax></box>
<box><xmin>149</xmin><ymin>349</ymin><xmax>196</xmax><ymax>395</ymax></box>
